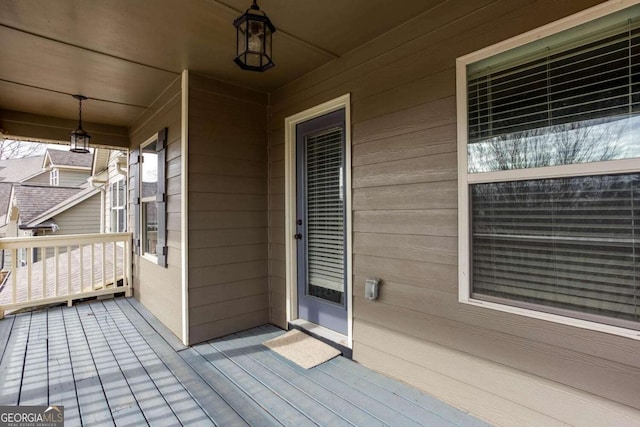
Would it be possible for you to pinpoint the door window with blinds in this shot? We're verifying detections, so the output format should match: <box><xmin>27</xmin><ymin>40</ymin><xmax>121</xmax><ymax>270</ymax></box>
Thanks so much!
<box><xmin>458</xmin><ymin>5</ymin><xmax>640</xmax><ymax>333</ymax></box>
<box><xmin>304</xmin><ymin>126</ymin><xmax>345</xmax><ymax>303</ymax></box>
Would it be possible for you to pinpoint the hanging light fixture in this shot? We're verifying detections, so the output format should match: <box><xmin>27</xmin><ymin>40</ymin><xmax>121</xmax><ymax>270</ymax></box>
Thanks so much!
<box><xmin>233</xmin><ymin>0</ymin><xmax>276</xmax><ymax>72</ymax></box>
<box><xmin>70</xmin><ymin>94</ymin><xmax>91</xmax><ymax>153</ymax></box>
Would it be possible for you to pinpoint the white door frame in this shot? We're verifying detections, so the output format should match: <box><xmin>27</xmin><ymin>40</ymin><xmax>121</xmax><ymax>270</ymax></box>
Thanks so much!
<box><xmin>284</xmin><ymin>93</ymin><xmax>353</xmax><ymax>348</ymax></box>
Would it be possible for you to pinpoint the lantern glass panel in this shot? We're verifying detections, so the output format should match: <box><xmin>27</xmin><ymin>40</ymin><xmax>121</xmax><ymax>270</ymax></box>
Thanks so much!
<box><xmin>248</xmin><ymin>21</ymin><xmax>264</xmax><ymax>53</ymax></box>
<box><xmin>265</xmin><ymin>26</ymin><xmax>272</xmax><ymax>57</ymax></box>
<box><xmin>237</xmin><ymin>20</ymin><xmax>247</xmax><ymax>54</ymax></box>
<box><xmin>70</xmin><ymin>132</ymin><xmax>90</xmax><ymax>153</ymax></box>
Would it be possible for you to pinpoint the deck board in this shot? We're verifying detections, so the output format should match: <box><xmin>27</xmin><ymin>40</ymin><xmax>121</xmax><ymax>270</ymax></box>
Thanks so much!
<box><xmin>113</xmin><ymin>298</ymin><xmax>242</xmax><ymax>426</ymax></box>
<box><xmin>232</xmin><ymin>326</ymin><xmax>381</xmax><ymax>426</ymax></box>
<box><xmin>47</xmin><ymin>307</ymin><xmax>82</xmax><ymax>426</ymax></box>
<box><xmin>0</xmin><ymin>313</ymin><xmax>29</xmax><ymax>406</ymax></box>
<box><xmin>213</xmin><ymin>330</ymin><xmax>358</xmax><ymax>426</ymax></box>
<box><xmin>181</xmin><ymin>347</ymin><xmax>278</xmax><ymax>426</ymax></box>
<box><xmin>0</xmin><ymin>315</ymin><xmax>15</xmax><ymax>363</ymax></box>
<box><xmin>0</xmin><ymin>298</ymin><xmax>488</xmax><ymax>427</ymax></box>
<box><xmin>20</xmin><ymin>310</ymin><xmax>48</xmax><ymax>406</ymax></box>
<box><xmin>61</xmin><ymin>304</ymin><xmax>114</xmax><ymax>426</ymax></box>
<box><xmin>241</xmin><ymin>325</ymin><xmax>423</xmax><ymax>426</ymax></box>
<box><xmin>75</xmin><ymin>303</ymin><xmax>148</xmax><ymax>426</ymax></box>
<box><xmin>102</xmin><ymin>300</ymin><xmax>215</xmax><ymax>426</ymax></box>
<box><xmin>87</xmin><ymin>302</ymin><xmax>181</xmax><ymax>427</ymax></box>
<box><xmin>194</xmin><ymin>338</ymin><xmax>317</xmax><ymax>426</ymax></box>
<box><xmin>328</xmin><ymin>357</ymin><xmax>487</xmax><ymax>426</ymax></box>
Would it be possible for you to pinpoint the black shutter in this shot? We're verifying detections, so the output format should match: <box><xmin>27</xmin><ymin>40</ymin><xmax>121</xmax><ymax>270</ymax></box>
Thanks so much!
<box><xmin>129</xmin><ymin>149</ymin><xmax>141</xmax><ymax>255</ymax></box>
<box><xmin>155</xmin><ymin>127</ymin><xmax>168</xmax><ymax>267</ymax></box>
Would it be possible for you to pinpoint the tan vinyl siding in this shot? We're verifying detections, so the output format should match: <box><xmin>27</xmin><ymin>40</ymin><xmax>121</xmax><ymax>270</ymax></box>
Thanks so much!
<box><xmin>129</xmin><ymin>76</ymin><xmax>183</xmax><ymax>340</ymax></box>
<box><xmin>57</xmin><ymin>170</ymin><xmax>90</xmax><ymax>187</ymax></box>
<box><xmin>267</xmin><ymin>0</ymin><xmax>640</xmax><ymax>424</ymax></box>
<box><xmin>22</xmin><ymin>171</ymin><xmax>49</xmax><ymax>185</ymax></box>
<box><xmin>49</xmin><ymin>192</ymin><xmax>101</xmax><ymax>235</ymax></box>
<box><xmin>187</xmin><ymin>73</ymin><xmax>269</xmax><ymax>344</ymax></box>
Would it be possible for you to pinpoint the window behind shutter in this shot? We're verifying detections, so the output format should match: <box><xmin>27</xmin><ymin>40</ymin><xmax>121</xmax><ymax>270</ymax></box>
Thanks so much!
<box><xmin>129</xmin><ymin>149</ymin><xmax>141</xmax><ymax>255</ymax></box>
<box><xmin>155</xmin><ymin>127</ymin><xmax>168</xmax><ymax>267</ymax></box>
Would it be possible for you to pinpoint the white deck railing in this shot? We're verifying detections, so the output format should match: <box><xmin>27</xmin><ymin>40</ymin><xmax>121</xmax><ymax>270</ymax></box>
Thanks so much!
<box><xmin>0</xmin><ymin>232</ymin><xmax>132</xmax><ymax>318</ymax></box>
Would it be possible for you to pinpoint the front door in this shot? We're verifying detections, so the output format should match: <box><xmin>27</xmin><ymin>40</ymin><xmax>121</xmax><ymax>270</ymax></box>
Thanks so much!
<box><xmin>295</xmin><ymin>109</ymin><xmax>348</xmax><ymax>335</ymax></box>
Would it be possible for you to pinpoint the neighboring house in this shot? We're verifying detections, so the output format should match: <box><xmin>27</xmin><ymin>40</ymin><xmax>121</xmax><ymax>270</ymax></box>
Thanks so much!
<box><xmin>0</xmin><ymin>149</ymin><xmax>99</xmax><ymax>266</ymax></box>
<box><xmin>4</xmin><ymin>184</ymin><xmax>100</xmax><ymax>264</ymax></box>
<box><xmin>41</xmin><ymin>148</ymin><xmax>93</xmax><ymax>187</ymax></box>
<box><xmin>2</xmin><ymin>1</ymin><xmax>640</xmax><ymax>425</ymax></box>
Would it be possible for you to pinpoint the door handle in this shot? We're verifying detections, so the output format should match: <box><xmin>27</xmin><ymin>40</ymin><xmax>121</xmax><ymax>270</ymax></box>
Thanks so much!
<box><xmin>294</xmin><ymin>233</ymin><xmax>303</xmax><ymax>240</ymax></box>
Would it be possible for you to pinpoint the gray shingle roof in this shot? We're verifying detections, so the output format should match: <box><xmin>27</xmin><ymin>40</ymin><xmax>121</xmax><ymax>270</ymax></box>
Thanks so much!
<box><xmin>13</xmin><ymin>185</ymin><xmax>82</xmax><ymax>224</ymax></box>
<box><xmin>27</xmin><ymin>185</ymin><xmax>99</xmax><ymax>227</ymax></box>
<box><xmin>0</xmin><ymin>155</ymin><xmax>45</xmax><ymax>182</ymax></box>
<box><xmin>0</xmin><ymin>182</ymin><xmax>13</xmax><ymax>222</ymax></box>
<box><xmin>47</xmin><ymin>149</ymin><xmax>93</xmax><ymax>168</ymax></box>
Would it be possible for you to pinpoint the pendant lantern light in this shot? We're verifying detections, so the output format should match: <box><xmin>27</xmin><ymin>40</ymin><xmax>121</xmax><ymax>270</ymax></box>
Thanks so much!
<box><xmin>233</xmin><ymin>0</ymin><xmax>276</xmax><ymax>72</ymax></box>
<box><xmin>70</xmin><ymin>95</ymin><xmax>91</xmax><ymax>154</ymax></box>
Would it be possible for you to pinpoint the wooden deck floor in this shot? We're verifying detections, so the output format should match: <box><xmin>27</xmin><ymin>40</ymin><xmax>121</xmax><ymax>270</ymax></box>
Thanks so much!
<box><xmin>0</xmin><ymin>298</ymin><xmax>488</xmax><ymax>426</ymax></box>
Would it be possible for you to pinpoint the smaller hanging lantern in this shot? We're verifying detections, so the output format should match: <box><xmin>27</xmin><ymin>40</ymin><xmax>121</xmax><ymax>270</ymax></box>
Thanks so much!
<box><xmin>70</xmin><ymin>95</ymin><xmax>91</xmax><ymax>153</ymax></box>
<box><xmin>233</xmin><ymin>0</ymin><xmax>276</xmax><ymax>72</ymax></box>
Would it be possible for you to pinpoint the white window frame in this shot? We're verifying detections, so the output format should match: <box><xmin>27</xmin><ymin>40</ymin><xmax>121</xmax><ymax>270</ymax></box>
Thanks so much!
<box><xmin>456</xmin><ymin>0</ymin><xmax>640</xmax><ymax>340</ymax></box>
<box><xmin>140</xmin><ymin>136</ymin><xmax>158</xmax><ymax>262</ymax></box>
<box><xmin>110</xmin><ymin>178</ymin><xmax>127</xmax><ymax>233</ymax></box>
<box><xmin>50</xmin><ymin>168</ymin><xmax>59</xmax><ymax>186</ymax></box>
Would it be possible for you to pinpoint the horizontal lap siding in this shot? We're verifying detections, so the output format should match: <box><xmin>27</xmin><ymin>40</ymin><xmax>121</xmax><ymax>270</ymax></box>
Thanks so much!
<box><xmin>129</xmin><ymin>76</ymin><xmax>183</xmax><ymax>341</ymax></box>
<box><xmin>51</xmin><ymin>193</ymin><xmax>101</xmax><ymax>235</ymax></box>
<box><xmin>58</xmin><ymin>170</ymin><xmax>90</xmax><ymax>187</ymax></box>
<box><xmin>268</xmin><ymin>0</ymin><xmax>640</xmax><ymax>424</ymax></box>
<box><xmin>188</xmin><ymin>73</ymin><xmax>269</xmax><ymax>344</ymax></box>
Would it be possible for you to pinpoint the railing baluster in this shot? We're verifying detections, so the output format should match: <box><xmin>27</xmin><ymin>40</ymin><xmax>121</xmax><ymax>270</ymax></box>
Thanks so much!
<box><xmin>41</xmin><ymin>246</ymin><xmax>46</xmax><ymax>299</ymax></box>
<box><xmin>27</xmin><ymin>248</ymin><xmax>32</xmax><ymax>301</ymax></box>
<box><xmin>112</xmin><ymin>242</ymin><xmax>117</xmax><ymax>288</ymax></box>
<box><xmin>102</xmin><ymin>242</ymin><xmax>106</xmax><ymax>289</ymax></box>
<box><xmin>67</xmin><ymin>245</ymin><xmax>71</xmax><ymax>295</ymax></box>
<box><xmin>11</xmin><ymin>249</ymin><xmax>16</xmax><ymax>303</ymax></box>
<box><xmin>90</xmin><ymin>243</ymin><xmax>95</xmax><ymax>290</ymax></box>
<box><xmin>54</xmin><ymin>246</ymin><xmax>59</xmax><ymax>297</ymax></box>
<box><xmin>79</xmin><ymin>244</ymin><xmax>84</xmax><ymax>293</ymax></box>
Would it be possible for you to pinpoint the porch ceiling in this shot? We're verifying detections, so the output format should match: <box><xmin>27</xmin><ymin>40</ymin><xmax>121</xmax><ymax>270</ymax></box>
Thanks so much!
<box><xmin>0</xmin><ymin>0</ymin><xmax>442</xmax><ymax>128</ymax></box>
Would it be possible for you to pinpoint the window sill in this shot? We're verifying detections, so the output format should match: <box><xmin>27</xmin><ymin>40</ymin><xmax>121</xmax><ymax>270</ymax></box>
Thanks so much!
<box><xmin>140</xmin><ymin>253</ymin><xmax>158</xmax><ymax>265</ymax></box>
<box><xmin>459</xmin><ymin>296</ymin><xmax>640</xmax><ymax>341</ymax></box>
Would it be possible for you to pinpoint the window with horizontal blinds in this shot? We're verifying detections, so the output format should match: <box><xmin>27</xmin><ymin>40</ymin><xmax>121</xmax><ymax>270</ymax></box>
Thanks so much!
<box><xmin>305</xmin><ymin>127</ymin><xmax>345</xmax><ymax>297</ymax></box>
<box><xmin>468</xmin><ymin>22</ymin><xmax>640</xmax><ymax>173</ymax></box>
<box><xmin>471</xmin><ymin>173</ymin><xmax>639</xmax><ymax>327</ymax></box>
<box><xmin>459</xmin><ymin>5</ymin><xmax>640</xmax><ymax>334</ymax></box>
